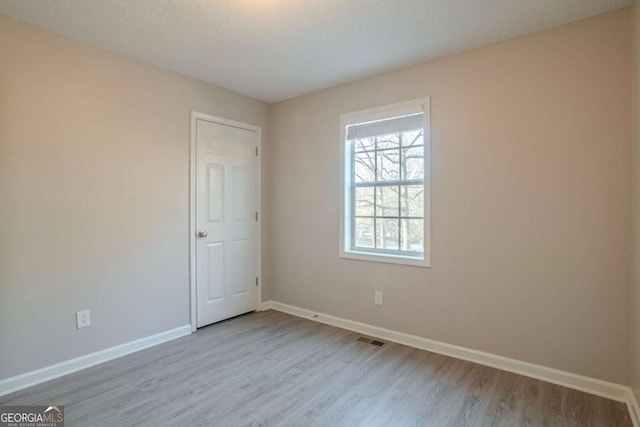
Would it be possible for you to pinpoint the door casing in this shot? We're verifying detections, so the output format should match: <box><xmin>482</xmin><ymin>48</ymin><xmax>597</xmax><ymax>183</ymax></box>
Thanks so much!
<box><xmin>189</xmin><ymin>111</ymin><xmax>262</xmax><ymax>332</ymax></box>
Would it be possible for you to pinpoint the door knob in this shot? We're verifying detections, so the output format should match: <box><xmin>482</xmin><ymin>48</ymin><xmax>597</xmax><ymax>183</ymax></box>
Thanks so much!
<box><xmin>198</xmin><ymin>230</ymin><xmax>208</xmax><ymax>238</ymax></box>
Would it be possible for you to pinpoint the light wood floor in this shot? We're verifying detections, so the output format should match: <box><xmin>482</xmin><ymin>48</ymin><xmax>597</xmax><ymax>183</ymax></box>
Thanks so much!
<box><xmin>1</xmin><ymin>310</ymin><xmax>632</xmax><ymax>426</ymax></box>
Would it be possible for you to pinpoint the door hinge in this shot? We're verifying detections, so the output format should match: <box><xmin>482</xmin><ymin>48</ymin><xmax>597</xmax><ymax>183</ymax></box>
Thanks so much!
<box><xmin>255</xmin><ymin>147</ymin><xmax>258</xmax><ymax>156</ymax></box>
<box><xmin>255</xmin><ymin>212</ymin><xmax>258</xmax><ymax>221</ymax></box>
<box><xmin>256</xmin><ymin>277</ymin><xmax>259</xmax><ymax>287</ymax></box>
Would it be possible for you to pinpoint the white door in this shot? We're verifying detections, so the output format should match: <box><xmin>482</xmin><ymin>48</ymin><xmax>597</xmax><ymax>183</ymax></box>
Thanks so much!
<box><xmin>195</xmin><ymin>118</ymin><xmax>258</xmax><ymax>328</ymax></box>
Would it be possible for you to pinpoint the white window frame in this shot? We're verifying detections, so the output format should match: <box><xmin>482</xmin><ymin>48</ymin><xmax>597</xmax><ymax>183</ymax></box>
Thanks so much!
<box><xmin>339</xmin><ymin>97</ymin><xmax>431</xmax><ymax>268</ymax></box>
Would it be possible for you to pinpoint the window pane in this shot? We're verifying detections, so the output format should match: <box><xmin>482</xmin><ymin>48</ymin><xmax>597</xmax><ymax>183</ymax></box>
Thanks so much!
<box><xmin>401</xmin><ymin>129</ymin><xmax>423</xmax><ymax>147</ymax></box>
<box><xmin>355</xmin><ymin>187</ymin><xmax>374</xmax><ymax>216</ymax></box>
<box><xmin>354</xmin><ymin>151</ymin><xmax>375</xmax><ymax>183</ymax></box>
<box><xmin>355</xmin><ymin>218</ymin><xmax>374</xmax><ymax>248</ymax></box>
<box><xmin>401</xmin><ymin>146</ymin><xmax>424</xmax><ymax>180</ymax></box>
<box><xmin>401</xmin><ymin>219</ymin><xmax>424</xmax><ymax>253</ymax></box>
<box><xmin>376</xmin><ymin>133</ymin><xmax>400</xmax><ymax>150</ymax></box>
<box><xmin>343</xmin><ymin>102</ymin><xmax>429</xmax><ymax>263</ymax></box>
<box><xmin>376</xmin><ymin>218</ymin><xmax>399</xmax><ymax>250</ymax></box>
<box><xmin>376</xmin><ymin>150</ymin><xmax>400</xmax><ymax>181</ymax></box>
<box><xmin>354</xmin><ymin>137</ymin><xmax>375</xmax><ymax>152</ymax></box>
<box><xmin>376</xmin><ymin>186</ymin><xmax>399</xmax><ymax>217</ymax></box>
<box><xmin>400</xmin><ymin>185</ymin><xmax>424</xmax><ymax>218</ymax></box>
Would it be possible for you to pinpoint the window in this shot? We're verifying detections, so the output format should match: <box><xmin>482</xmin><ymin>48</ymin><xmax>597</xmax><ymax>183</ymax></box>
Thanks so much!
<box><xmin>340</xmin><ymin>98</ymin><xmax>430</xmax><ymax>267</ymax></box>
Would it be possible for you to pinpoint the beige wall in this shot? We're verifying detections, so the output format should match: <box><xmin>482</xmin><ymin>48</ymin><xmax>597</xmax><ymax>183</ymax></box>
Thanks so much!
<box><xmin>268</xmin><ymin>9</ymin><xmax>632</xmax><ymax>384</ymax></box>
<box><xmin>0</xmin><ymin>17</ymin><xmax>269</xmax><ymax>379</ymax></box>
<box><xmin>633</xmin><ymin>1</ymin><xmax>640</xmax><ymax>398</ymax></box>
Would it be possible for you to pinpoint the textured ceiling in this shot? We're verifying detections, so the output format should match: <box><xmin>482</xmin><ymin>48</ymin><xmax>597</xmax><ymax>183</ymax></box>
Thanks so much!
<box><xmin>0</xmin><ymin>0</ymin><xmax>631</xmax><ymax>102</ymax></box>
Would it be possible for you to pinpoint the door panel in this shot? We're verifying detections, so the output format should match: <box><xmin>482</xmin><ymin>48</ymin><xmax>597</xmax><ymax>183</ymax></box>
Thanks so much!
<box><xmin>232</xmin><ymin>166</ymin><xmax>247</xmax><ymax>220</ymax></box>
<box><xmin>207</xmin><ymin>165</ymin><xmax>225</xmax><ymax>222</ymax></box>
<box><xmin>196</xmin><ymin>119</ymin><xmax>258</xmax><ymax>327</ymax></box>
<box><xmin>231</xmin><ymin>239</ymin><xmax>248</xmax><ymax>296</ymax></box>
<box><xmin>206</xmin><ymin>242</ymin><xmax>225</xmax><ymax>302</ymax></box>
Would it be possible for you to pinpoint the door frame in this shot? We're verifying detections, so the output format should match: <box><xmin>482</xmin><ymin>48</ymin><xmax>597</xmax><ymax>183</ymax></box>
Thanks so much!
<box><xmin>189</xmin><ymin>111</ymin><xmax>262</xmax><ymax>332</ymax></box>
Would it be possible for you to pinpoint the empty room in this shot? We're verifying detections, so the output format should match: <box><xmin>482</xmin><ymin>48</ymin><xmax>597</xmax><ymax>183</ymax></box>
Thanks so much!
<box><xmin>2</xmin><ymin>0</ymin><xmax>640</xmax><ymax>426</ymax></box>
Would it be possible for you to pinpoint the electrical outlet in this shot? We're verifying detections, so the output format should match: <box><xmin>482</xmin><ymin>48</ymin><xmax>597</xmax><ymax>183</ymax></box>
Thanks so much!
<box><xmin>76</xmin><ymin>310</ymin><xmax>90</xmax><ymax>329</ymax></box>
<box><xmin>374</xmin><ymin>291</ymin><xmax>383</xmax><ymax>306</ymax></box>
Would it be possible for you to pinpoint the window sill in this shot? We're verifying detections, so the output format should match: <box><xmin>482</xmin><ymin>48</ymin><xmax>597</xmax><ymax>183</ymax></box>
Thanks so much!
<box><xmin>340</xmin><ymin>249</ymin><xmax>431</xmax><ymax>268</ymax></box>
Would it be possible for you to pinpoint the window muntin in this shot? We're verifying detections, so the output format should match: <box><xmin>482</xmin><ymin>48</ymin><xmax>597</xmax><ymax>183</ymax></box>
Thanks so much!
<box><xmin>348</xmin><ymin>122</ymin><xmax>425</xmax><ymax>257</ymax></box>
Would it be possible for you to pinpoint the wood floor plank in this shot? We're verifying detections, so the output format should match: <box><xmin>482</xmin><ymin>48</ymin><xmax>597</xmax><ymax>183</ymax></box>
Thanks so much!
<box><xmin>0</xmin><ymin>310</ymin><xmax>632</xmax><ymax>426</ymax></box>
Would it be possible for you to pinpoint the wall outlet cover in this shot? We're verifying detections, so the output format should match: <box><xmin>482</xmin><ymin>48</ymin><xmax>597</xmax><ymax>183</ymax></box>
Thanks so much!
<box><xmin>374</xmin><ymin>291</ymin><xmax>383</xmax><ymax>306</ymax></box>
<box><xmin>76</xmin><ymin>310</ymin><xmax>90</xmax><ymax>329</ymax></box>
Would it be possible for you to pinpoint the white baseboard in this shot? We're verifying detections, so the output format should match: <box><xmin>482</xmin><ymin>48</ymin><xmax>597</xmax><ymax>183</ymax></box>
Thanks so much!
<box><xmin>0</xmin><ymin>325</ymin><xmax>192</xmax><ymax>397</ymax></box>
<box><xmin>263</xmin><ymin>300</ymin><xmax>635</xmax><ymax>413</ymax></box>
<box><xmin>258</xmin><ymin>301</ymin><xmax>272</xmax><ymax>311</ymax></box>
<box><xmin>628</xmin><ymin>389</ymin><xmax>640</xmax><ymax>427</ymax></box>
